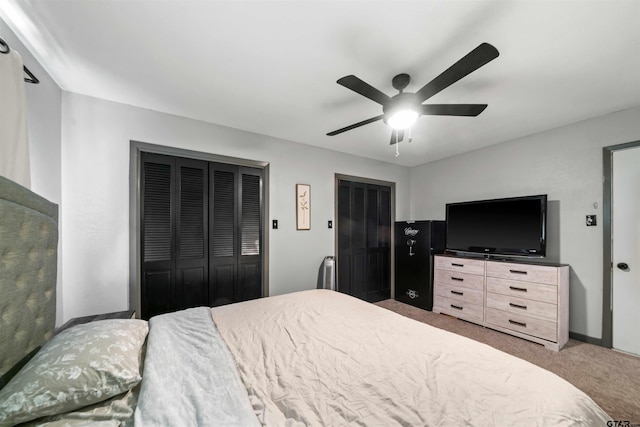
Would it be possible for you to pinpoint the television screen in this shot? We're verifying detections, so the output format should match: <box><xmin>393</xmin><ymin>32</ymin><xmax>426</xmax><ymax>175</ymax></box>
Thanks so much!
<box><xmin>445</xmin><ymin>195</ymin><xmax>547</xmax><ymax>257</ymax></box>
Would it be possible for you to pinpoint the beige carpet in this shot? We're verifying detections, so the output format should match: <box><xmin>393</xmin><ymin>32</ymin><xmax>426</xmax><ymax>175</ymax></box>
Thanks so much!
<box><xmin>376</xmin><ymin>299</ymin><xmax>640</xmax><ymax>422</ymax></box>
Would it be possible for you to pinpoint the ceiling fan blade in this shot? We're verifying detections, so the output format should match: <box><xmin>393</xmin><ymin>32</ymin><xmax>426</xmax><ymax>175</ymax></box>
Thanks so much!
<box><xmin>389</xmin><ymin>129</ymin><xmax>405</xmax><ymax>145</ymax></box>
<box><xmin>327</xmin><ymin>114</ymin><xmax>384</xmax><ymax>136</ymax></box>
<box><xmin>420</xmin><ymin>104</ymin><xmax>488</xmax><ymax>116</ymax></box>
<box><xmin>337</xmin><ymin>75</ymin><xmax>392</xmax><ymax>106</ymax></box>
<box><xmin>415</xmin><ymin>43</ymin><xmax>499</xmax><ymax>103</ymax></box>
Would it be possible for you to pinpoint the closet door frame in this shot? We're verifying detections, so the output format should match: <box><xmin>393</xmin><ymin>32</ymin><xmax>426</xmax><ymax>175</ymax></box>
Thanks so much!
<box><xmin>129</xmin><ymin>141</ymin><xmax>270</xmax><ymax>319</ymax></box>
<box><xmin>334</xmin><ymin>173</ymin><xmax>396</xmax><ymax>300</ymax></box>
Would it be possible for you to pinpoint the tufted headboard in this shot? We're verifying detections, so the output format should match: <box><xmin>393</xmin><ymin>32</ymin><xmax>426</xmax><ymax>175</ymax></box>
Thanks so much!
<box><xmin>0</xmin><ymin>175</ymin><xmax>58</xmax><ymax>386</ymax></box>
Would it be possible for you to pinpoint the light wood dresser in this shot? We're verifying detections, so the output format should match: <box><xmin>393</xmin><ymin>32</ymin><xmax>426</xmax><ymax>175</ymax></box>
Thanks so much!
<box><xmin>433</xmin><ymin>255</ymin><xmax>569</xmax><ymax>351</ymax></box>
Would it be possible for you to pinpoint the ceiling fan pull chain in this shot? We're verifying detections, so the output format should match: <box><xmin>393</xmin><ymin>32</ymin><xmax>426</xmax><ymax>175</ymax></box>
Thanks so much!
<box><xmin>408</xmin><ymin>126</ymin><xmax>413</xmax><ymax>143</ymax></box>
<box><xmin>395</xmin><ymin>137</ymin><xmax>400</xmax><ymax>157</ymax></box>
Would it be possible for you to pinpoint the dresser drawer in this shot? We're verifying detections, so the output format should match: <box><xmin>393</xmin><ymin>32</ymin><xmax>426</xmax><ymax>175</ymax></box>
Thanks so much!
<box><xmin>486</xmin><ymin>261</ymin><xmax>558</xmax><ymax>285</ymax></box>
<box><xmin>434</xmin><ymin>296</ymin><xmax>483</xmax><ymax>322</ymax></box>
<box><xmin>434</xmin><ymin>269</ymin><xmax>484</xmax><ymax>291</ymax></box>
<box><xmin>485</xmin><ymin>308</ymin><xmax>557</xmax><ymax>342</ymax></box>
<box><xmin>486</xmin><ymin>277</ymin><xmax>557</xmax><ymax>304</ymax></box>
<box><xmin>435</xmin><ymin>282</ymin><xmax>484</xmax><ymax>305</ymax></box>
<box><xmin>486</xmin><ymin>292</ymin><xmax>557</xmax><ymax>321</ymax></box>
<box><xmin>434</xmin><ymin>256</ymin><xmax>485</xmax><ymax>275</ymax></box>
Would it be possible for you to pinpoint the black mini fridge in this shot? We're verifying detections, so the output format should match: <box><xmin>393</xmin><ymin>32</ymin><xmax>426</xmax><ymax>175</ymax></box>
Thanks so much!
<box><xmin>395</xmin><ymin>220</ymin><xmax>446</xmax><ymax>310</ymax></box>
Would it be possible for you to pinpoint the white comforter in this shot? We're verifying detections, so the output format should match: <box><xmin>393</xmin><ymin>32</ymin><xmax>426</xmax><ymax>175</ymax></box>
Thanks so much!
<box><xmin>211</xmin><ymin>289</ymin><xmax>611</xmax><ymax>426</ymax></box>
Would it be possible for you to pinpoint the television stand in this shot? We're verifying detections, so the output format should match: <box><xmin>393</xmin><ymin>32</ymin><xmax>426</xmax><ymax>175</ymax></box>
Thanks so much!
<box><xmin>433</xmin><ymin>254</ymin><xmax>569</xmax><ymax>351</ymax></box>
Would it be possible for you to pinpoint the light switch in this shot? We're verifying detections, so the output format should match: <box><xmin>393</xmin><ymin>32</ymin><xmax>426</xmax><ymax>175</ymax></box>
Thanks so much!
<box><xmin>328</xmin><ymin>220</ymin><xmax>333</xmax><ymax>229</ymax></box>
<box><xmin>586</xmin><ymin>215</ymin><xmax>596</xmax><ymax>226</ymax></box>
<box><xmin>272</xmin><ymin>219</ymin><xmax>278</xmax><ymax>229</ymax></box>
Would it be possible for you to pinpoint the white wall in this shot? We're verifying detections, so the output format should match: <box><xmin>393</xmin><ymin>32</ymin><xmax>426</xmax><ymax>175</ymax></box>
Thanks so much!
<box><xmin>1</xmin><ymin>17</ymin><xmax>63</xmax><ymax>323</ymax></box>
<box><xmin>410</xmin><ymin>106</ymin><xmax>640</xmax><ymax>339</ymax></box>
<box><xmin>61</xmin><ymin>92</ymin><xmax>410</xmax><ymax>323</ymax></box>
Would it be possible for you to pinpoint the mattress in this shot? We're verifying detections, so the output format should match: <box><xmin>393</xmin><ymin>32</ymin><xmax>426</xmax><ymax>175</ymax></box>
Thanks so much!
<box><xmin>3</xmin><ymin>289</ymin><xmax>611</xmax><ymax>426</ymax></box>
<box><xmin>209</xmin><ymin>289</ymin><xmax>610</xmax><ymax>426</ymax></box>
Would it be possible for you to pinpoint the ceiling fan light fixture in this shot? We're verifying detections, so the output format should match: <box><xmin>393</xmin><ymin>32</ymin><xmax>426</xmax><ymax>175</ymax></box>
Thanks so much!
<box><xmin>387</xmin><ymin>109</ymin><xmax>419</xmax><ymax>130</ymax></box>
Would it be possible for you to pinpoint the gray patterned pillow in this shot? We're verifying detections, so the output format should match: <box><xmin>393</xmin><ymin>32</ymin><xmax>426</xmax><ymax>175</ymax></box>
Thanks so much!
<box><xmin>19</xmin><ymin>383</ymin><xmax>140</xmax><ymax>427</ymax></box>
<box><xmin>0</xmin><ymin>319</ymin><xmax>148</xmax><ymax>427</ymax></box>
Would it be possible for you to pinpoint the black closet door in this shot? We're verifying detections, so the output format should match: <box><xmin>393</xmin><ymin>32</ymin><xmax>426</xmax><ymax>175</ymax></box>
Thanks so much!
<box><xmin>209</xmin><ymin>163</ymin><xmax>263</xmax><ymax>306</ymax></box>
<box><xmin>141</xmin><ymin>153</ymin><xmax>262</xmax><ymax>319</ymax></box>
<box><xmin>337</xmin><ymin>180</ymin><xmax>391</xmax><ymax>302</ymax></box>
<box><xmin>141</xmin><ymin>154</ymin><xmax>208</xmax><ymax>319</ymax></box>
<box><xmin>175</xmin><ymin>158</ymin><xmax>209</xmax><ymax>310</ymax></box>
<box><xmin>141</xmin><ymin>153</ymin><xmax>175</xmax><ymax>319</ymax></box>
<box><xmin>366</xmin><ymin>186</ymin><xmax>391</xmax><ymax>301</ymax></box>
<box><xmin>209</xmin><ymin>163</ymin><xmax>237</xmax><ymax>306</ymax></box>
<box><xmin>237</xmin><ymin>167</ymin><xmax>263</xmax><ymax>302</ymax></box>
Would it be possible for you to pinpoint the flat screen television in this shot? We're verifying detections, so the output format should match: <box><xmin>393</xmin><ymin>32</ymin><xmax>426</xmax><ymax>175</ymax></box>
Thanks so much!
<box><xmin>445</xmin><ymin>194</ymin><xmax>547</xmax><ymax>258</ymax></box>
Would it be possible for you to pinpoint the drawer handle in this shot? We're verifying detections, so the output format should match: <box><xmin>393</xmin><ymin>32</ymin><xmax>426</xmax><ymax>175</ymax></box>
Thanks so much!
<box><xmin>509</xmin><ymin>302</ymin><xmax>527</xmax><ymax>310</ymax></box>
<box><xmin>508</xmin><ymin>319</ymin><xmax>527</xmax><ymax>327</ymax></box>
<box><xmin>509</xmin><ymin>286</ymin><xmax>528</xmax><ymax>292</ymax></box>
<box><xmin>509</xmin><ymin>269</ymin><xmax>528</xmax><ymax>275</ymax></box>
<box><xmin>450</xmin><ymin>304</ymin><xmax>463</xmax><ymax>310</ymax></box>
<box><xmin>451</xmin><ymin>277</ymin><xmax>464</xmax><ymax>282</ymax></box>
<box><xmin>451</xmin><ymin>290</ymin><xmax>464</xmax><ymax>296</ymax></box>
<box><xmin>452</xmin><ymin>263</ymin><xmax>464</xmax><ymax>267</ymax></box>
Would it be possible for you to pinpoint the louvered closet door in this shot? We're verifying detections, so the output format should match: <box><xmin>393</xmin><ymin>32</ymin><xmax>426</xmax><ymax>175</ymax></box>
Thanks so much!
<box><xmin>141</xmin><ymin>153</ymin><xmax>175</xmax><ymax>319</ymax></box>
<box><xmin>209</xmin><ymin>163</ymin><xmax>237</xmax><ymax>306</ymax></box>
<box><xmin>142</xmin><ymin>154</ymin><xmax>263</xmax><ymax>318</ymax></box>
<box><xmin>175</xmin><ymin>158</ymin><xmax>209</xmax><ymax>310</ymax></box>
<box><xmin>141</xmin><ymin>153</ymin><xmax>208</xmax><ymax>319</ymax></box>
<box><xmin>238</xmin><ymin>168</ymin><xmax>262</xmax><ymax>302</ymax></box>
<box><xmin>209</xmin><ymin>163</ymin><xmax>263</xmax><ymax>306</ymax></box>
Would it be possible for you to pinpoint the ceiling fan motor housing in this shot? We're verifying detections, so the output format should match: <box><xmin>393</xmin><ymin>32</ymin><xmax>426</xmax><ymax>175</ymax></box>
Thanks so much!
<box><xmin>383</xmin><ymin>92</ymin><xmax>420</xmax><ymax>125</ymax></box>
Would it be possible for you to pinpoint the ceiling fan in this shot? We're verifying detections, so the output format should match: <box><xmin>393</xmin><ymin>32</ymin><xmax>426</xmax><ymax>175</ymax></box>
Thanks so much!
<box><xmin>327</xmin><ymin>43</ymin><xmax>499</xmax><ymax>146</ymax></box>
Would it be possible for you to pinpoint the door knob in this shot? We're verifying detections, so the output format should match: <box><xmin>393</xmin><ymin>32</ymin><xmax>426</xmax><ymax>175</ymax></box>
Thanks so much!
<box><xmin>617</xmin><ymin>262</ymin><xmax>629</xmax><ymax>271</ymax></box>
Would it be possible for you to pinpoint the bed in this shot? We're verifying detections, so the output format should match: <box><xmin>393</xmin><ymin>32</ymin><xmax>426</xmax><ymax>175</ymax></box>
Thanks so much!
<box><xmin>0</xmin><ymin>175</ymin><xmax>611</xmax><ymax>426</ymax></box>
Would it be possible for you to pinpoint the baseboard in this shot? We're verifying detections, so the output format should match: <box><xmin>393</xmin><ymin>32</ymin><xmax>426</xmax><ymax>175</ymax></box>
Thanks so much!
<box><xmin>569</xmin><ymin>331</ymin><xmax>604</xmax><ymax>347</ymax></box>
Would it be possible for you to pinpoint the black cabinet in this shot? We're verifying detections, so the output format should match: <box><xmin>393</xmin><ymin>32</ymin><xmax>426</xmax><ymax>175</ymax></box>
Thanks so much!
<box><xmin>394</xmin><ymin>221</ymin><xmax>445</xmax><ymax>310</ymax></box>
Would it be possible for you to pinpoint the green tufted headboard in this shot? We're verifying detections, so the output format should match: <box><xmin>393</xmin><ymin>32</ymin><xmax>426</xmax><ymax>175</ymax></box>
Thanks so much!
<box><xmin>0</xmin><ymin>175</ymin><xmax>58</xmax><ymax>385</ymax></box>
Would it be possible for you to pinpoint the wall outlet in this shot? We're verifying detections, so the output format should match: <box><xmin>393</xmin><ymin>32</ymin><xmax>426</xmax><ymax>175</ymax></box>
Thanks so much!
<box><xmin>586</xmin><ymin>215</ymin><xmax>597</xmax><ymax>226</ymax></box>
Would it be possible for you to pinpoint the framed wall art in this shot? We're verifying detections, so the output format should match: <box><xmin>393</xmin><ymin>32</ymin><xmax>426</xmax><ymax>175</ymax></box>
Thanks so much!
<box><xmin>296</xmin><ymin>184</ymin><xmax>310</xmax><ymax>230</ymax></box>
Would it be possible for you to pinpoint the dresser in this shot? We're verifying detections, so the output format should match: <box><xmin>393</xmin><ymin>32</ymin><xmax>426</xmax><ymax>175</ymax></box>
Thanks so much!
<box><xmin>433</xmin><ymin>255</ymin><xmax>569</xmax><ymax>351</ymax></box>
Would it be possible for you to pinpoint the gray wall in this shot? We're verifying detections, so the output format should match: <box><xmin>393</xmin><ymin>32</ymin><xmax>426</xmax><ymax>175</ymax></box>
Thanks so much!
<box><xmin>60</xmin><ymin>92</ymin><xmax>410</xmax><ymax>323</ymax></box>
<box><xmin>410</xmin><ymin>106</ymin><xmax>640</xmax><ymax>340</ymax></box>
<box><xmin>6</xmin><ymin>11</ymin><xmax>639</xmax><ymax>336</ymax></box>
<box><xmin>1</xmin><ymin>18</ymin><xmax>63</xmax><ymax>324</ymax></box>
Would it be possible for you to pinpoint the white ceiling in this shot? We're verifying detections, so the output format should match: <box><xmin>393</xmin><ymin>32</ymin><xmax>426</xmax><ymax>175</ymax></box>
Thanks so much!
<box><xmin>3</xmin><ymin>0</ymin><xmax>640</xmax><ymax>167</ymax></box>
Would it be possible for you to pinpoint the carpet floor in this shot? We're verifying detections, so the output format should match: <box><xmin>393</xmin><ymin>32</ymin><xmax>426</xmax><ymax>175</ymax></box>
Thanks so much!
<box><xmin>375</xmin><ymin>299</ymin><xmax>640</xmax><ymax>422</ymax></box>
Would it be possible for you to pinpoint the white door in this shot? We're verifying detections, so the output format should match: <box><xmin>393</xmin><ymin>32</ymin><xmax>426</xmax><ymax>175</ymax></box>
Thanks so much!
<box><xmin>612</xmin><ymin>146</ymin><xmax>640</xmax><ymax>356</ymax></box>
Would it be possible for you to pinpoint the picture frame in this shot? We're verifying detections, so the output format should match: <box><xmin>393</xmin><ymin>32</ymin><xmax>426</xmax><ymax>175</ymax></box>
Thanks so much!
<box><xmin>296</xmin><ymin>184</ymin><xmax>311</xmax><ymax>230</ymax></box>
